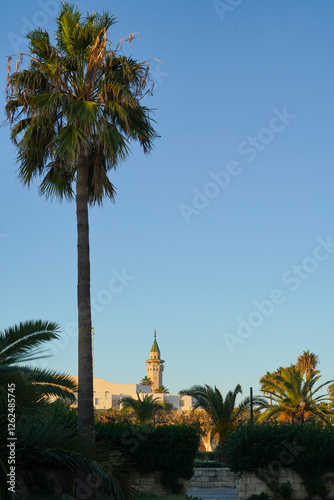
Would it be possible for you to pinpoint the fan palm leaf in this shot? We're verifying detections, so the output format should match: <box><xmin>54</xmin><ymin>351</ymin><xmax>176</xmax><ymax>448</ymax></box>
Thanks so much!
<box><xmin>296</xmin><ymin>350</ymin><xmax>319</xmax><ymax>378</ymax></box>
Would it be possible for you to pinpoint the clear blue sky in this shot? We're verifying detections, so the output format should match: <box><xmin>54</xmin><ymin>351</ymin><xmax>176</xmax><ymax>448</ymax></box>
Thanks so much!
<box><xmin>1</xmin><ymin>1</ymin><xmax>334</xmax><ymax>398</ymax></box>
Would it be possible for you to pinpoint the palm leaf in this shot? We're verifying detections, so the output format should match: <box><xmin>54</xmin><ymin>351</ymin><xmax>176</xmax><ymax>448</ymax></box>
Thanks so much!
<box><xmin>0</xmin><ymin>320</ymin><xmax>60</xmax><ymax>364</ymax></box>
<box><xmin>180</xmin><ymin>383</ymin><xmax>249</xmax><ymax>441</ymax></box>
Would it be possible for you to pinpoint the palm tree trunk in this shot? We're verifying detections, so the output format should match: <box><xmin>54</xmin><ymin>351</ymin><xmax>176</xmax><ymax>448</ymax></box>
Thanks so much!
<box><xmin>76</xmin><ymin>157</ymin><xmax>94</xmax><ymax>439</ymax></box>
<box><xmin>202</xmin><ymin>430</ymin><xmax>213</xmax><ymax>452</ymax></box>
<box><xmin>75</xmin><ymin>158</ymin><xmax>98</xmax><ymax>500</ymax></box>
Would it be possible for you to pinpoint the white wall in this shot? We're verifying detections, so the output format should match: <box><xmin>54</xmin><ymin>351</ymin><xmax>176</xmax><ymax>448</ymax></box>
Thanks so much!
<box><xmin>70</xmin><ymin>376</ymin><xmax>194</xmax><ymax>410</ymax></box>
<box><xmin>71</xmin><ymin>376</ymin><xmax>151</xmax><ymax>409</ymax></box>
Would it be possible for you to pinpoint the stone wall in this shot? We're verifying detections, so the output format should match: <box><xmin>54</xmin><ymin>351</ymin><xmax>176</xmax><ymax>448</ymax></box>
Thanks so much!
<box><xmin>131</xmin><ymin>468</ymin><xmax>236</xmax><ymax>494</ymax></box>
<box><xmin>132</xmin><ymin>471</ymin><xmax>189</xmax><ymax>495</ymax></box>
<box><xmin>237</xmin><ymin>470</ymin><xmax>334</xmax><ymax>500</ymax></box>
<box><xmin>189</xmin><ymin>468</ymin><xmax>237</xmax><ymax>489</ymax></box>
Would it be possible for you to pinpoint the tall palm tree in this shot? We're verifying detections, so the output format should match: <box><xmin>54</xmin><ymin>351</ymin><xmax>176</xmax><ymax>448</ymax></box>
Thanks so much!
<box><xmin>6</xmin><ymin>4</ymin><xmax>158</xmax><ymax>439</ymax></box>
<box><xmin>119</xmin><ymin>394</ymin><xmax>172</xmax><ymax>425</ymax></box>
<box><xmin>259</xmin><ymin>365</ymin><xmax>333</xmax><ymax>423</ymax></box>
<box><xmin>296</xmin><ymin>350</ymin><xmax>319</xmax><ymax>379</ymax></box>
<box><xmin>179</xmin><ymin>384</ymin><xmax>264</xmax><ymax>445</ymax></box>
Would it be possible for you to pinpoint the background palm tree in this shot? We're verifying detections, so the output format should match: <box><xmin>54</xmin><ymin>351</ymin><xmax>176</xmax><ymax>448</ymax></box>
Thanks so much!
<box><xmin>6</xmin><ymin>3</ymin><xmax>158</xmax><ymax>440</ymax></box>
<box><xmin>296</xmin><ymin>350</ymin><xmax>319</xmax><ymax>379</ymax></box>
<box><xmin>328</xmin><ymin>382</ymin><xmax>334</xmax><ymax>402</ymax></box>
<box><xmin>154</xmin><ymin>385</ymin><xmax>169</xmax><ymax>394</ymax></box>
<box><xmin>260</xmin><ymin>371</ymin><xmax>275</xmax><ymax>405</ymax></box>
<box><xmin>179</xmin><ymin>384</ymin><xmax>264</xmax><ymax>446</ymax></box>
<box><xmin>139</xmin><ymin>376</ymin><xmax>152</xmax><ymax>386</ymax></box>
<box><xmin>119</xmin><ymin>394</ymin><xmax>172</xmax><ymax>425</ymax></box>
<box><xmin>259</xmin><ymin>365</ymin><xmax>333</xmax><ymax>423</ymax></box>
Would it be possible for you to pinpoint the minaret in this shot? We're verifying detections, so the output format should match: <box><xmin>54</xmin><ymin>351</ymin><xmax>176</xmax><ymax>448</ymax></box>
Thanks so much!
<box><xmin>145</xmin><ymin>330</ymin><xmax>165</xmax><ymax>392</ymax></box>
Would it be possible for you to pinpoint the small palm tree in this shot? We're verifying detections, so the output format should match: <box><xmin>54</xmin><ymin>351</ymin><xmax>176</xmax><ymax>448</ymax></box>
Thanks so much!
<box><xmin>259</xmin><ymin>365</ymin><xmax>333</xmax><ymax>423</ymax></box>
<box><xmin>179</xmin><ymin>384</ymin><xmax>264</xmax><ymax>446</ymax></box>
<box><xmin>154</xmin><ymin>385</ymin><xmax>169</xmax><ymax>394</ymax></box>
<box><xmin>119</xmin><ymin>394</ymin><xmax>172</xmax><ymax>425</ymax></box>
<box><xmin>140</xmin><ymin>376</ymin><xmax>152</xmax><ymax>386</ymax></box>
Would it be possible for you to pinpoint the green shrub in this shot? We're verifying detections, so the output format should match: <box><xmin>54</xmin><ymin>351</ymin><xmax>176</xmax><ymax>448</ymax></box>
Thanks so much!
<box><xmin>247</xmin><ymin>493</ymin><xmax>272</xmax><ymax>500</ymax></box>
<box><xmin>272</xmin><ymin>480</ymin><xmax>293</xmax><ymax>500</ymax></box>
<box><xmin>195</xmin><ymin>451</ymin><xmax>216</xmax><ymax>461</ymax></box>
<box><xmin>193</xmin><ymin>460</ymin><xmax>222</xmax><ymax>468</ymax></box>
<box><xmin>225</xmin><ymin>422</ymin><xmax>334</xmax><ymax>499</ymax></box>
<box><xmin>96</xmin><ymin>422</ymin><xmax>200</xmax><ymax>493</ymax></box>
<box><xmin>44</xmin><ymin>400</ymin><xmax>78</xmax><ymax>427</ymax></box>
<box><xmin>194</xmin><ymin>450</ymin><xmax>222</xmax><ymax>468</ymax></box>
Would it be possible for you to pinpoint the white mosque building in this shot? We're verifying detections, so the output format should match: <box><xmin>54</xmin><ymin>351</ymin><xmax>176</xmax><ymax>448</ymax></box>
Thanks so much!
<box><xmin>72</xmin><ymin>331</ymin><xmax>194</xmax><ymax>411</ymax></box>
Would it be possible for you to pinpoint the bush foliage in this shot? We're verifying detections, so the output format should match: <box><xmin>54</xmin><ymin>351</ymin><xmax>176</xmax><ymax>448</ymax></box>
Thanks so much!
<box><xmin>194</xmin><ymin>450</ymin><xmax>223</xmax><ymax>468</ymax></box>
<box><xmin>224</xmin><ymin>422</ymin><xmax>334</xmax><ymax>498</ymax></box>
<box><xmin>96</xmin><ymin>422</ymin><xmax>200</xmax><ymax>493</ymax></box>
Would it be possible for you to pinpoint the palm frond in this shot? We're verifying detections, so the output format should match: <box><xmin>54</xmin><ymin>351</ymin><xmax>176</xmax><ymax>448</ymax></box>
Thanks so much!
<box><xmin>51</xmin><ymin>124</ymin><xmax>87</xmax><ymax>162</ymax></box>
<box><xmin>119</xmin><ymin>394</ymin><xmax>170</xmax><ymax>424</ymax></box>
<box><xmin>259</xmin><ymin>365</ymin><xmax>334</xmax><ymax>423</ymax></box>
<box><xmin>10</xmin><ymin>419</ymin><xmax>137</xmax><ymax>500</ymax></box>
<box><xmin>180</xmin><ymin>383</ymin><xmax>246</xmax><ymax>441</ymax></box>
<box><xmin>7</xmin><ymin>3</ymin><xmax>158</xmax><ymax>204</ymax></box>
<box><xmin>39</xmin><ymin>160</ymin><xmax>75</xmax><ymax>200</ymax></box>
<box><xmin>20</xmin><ymin>366</ymin><xmax>77</xmax><ymax>401</ymax></box>
<box><xmin>0</xmin><ymin>320</ymin><xmax>60</xmax><ymax>365</ymax></box>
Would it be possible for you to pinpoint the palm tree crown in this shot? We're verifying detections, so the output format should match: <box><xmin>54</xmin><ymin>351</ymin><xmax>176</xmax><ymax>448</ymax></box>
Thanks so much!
<box><xmin>296</xmin><ymin>350</ymin><xmax>319</xmax><ymax>379</ymax></box>
<box><xmin>154</xmin><ymin>385</ymin><xmax>169</xmax><ymax>394</ymax></box>
<box><xmin>179</xmin><ymin>384</ymin><xmax>264</xmax><ymax>443</ymax></box>
<box><xmin>119</xmin><ymin>394</ymin><xmax>172</xmax><ymax>425</ymax></box>
<box><xmin>140</xmin><ymin>376</ymin><xmax>152</xmax><ymax>386</ymax></box>
<box><xmin>259</xmin><ymin>365</ymin><xmax>333</xmax><ymax>423</ymax></box>
<box><xmin>6</xmin><ymin>3</ymin><xmax>158</xmax><ymax>438</ymax></box>
<box><xmin>6</xmin><ymin>4</ymin><xmax>157</xmax><ymax>202</ymax></box>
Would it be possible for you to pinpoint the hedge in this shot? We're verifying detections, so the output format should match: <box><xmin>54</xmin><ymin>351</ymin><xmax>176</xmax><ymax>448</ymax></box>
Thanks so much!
<box><xmin>224</xmin><ymin>422</ymin><xmax>334</xmax><ymax>498</ymax></box>
<box><xmin>96</xmin><ymin>422</ymin><xmax>200</xmax><ymax>492</ymax></box>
